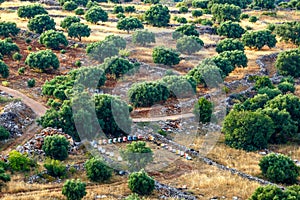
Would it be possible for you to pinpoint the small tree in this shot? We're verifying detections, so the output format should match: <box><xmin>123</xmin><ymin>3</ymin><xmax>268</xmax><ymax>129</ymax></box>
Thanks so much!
<box><xmin>0</xmin><ymin>126</ymin><xmax>9</xmax><ymax>140</ymax></box>
<box><xmin>60</xmin><ymin>16</ymin><xmax>81</xmax><ymax>30</ymax></box>
<box><xmin>216</xmin><ymin>38</ymin><xmax>244</xmax><ymax>53</ymax></box>
<box><xmin>160</xmin><ymin>75</ymin><xmax>196</xmax><ymax>98</ymax></box>
<box><xmin>0</xmin><ymin>38</ymin><xmax>20</xmax><ymax>57</ymax></box>
<box><xmin>275</xmin><ymin>21</ymin><xmax>300</xmax><ymax>46</ymax></box>
<box><xmin>85</xmin><ymin>6</ymin><xmax>108</xmax><ymax>24</ymax></box>
<box><xmin>125</xmin><ymin>6</ymin><xmax>136</xmax><ymax>13</ymax></box>
<box><xmin>253</xmin><ymin>0</ymin><xmax>275</xmax><ymax>9</ymax></box>
<box><xmin>27</xmin><ymin>14</ymin><xmax>56</xmax><ymax>34</ymax></box>
<box><xmin>85</xmin><ymin>157</ymin><xmax>112</xmax><ymax>182</ymax></box>
<box><xmin>179</xmin><ymin>6</ymin><xmax>188</xmax><ymax>13</ymax></box>
<box><xmin>211</xmin><ymin>56</ymin><xmax>234</xmax><ymax>76</ymax></box>
<box><xmin>128</xmin><ymin>170</ymin><xmax>155</xmax><ymax>195</ymax></box>
<box><xmin>249</xmin><ymin>185</ymin><xmax>285</xmax><ymax>200</ymax></box>
<box><xmin>132</xmin><ymin>30</ymin><xmax>155</xmax><ymax>46</ymax></box>
<box><xmin>193</xmin><ymin>97</ymin><xmax>213</xmax><ymax>124</ymax></box>
<box><xmin>25</xmin><ymin>50</ymin><xmax>59</xmax><ymax>71</ymax></box>
<box><xmin>249</xmin><ymin>16</ymin><xmax>258</xmax><ymax>23</ymax></box>
<box><xmin>278</xmin><ymin>81</ymin><xmax>295</xmax><ymax>94</ymax></box>
<box><xmin>63</xmin><ymin>1</ymin><xmax>78</xmax><ymax>11</ymax></box>
<box><xmin>117</xmin><ymin>17</ymin><xmax>144</xmax><ymax>33</ymax></box>
<box><xmin>68</xmin><ymin>22</ymin><xmax>91</xmax><ymax>41</ymax></box>
<box><xmin>219</xmin><ymin>50</ymin><xmax>248</xmax><ymax>68</ymax></box>
<box><xmin>217</xmin><ymin>21</ymin><xmax>245</xmax><ymax>38</ymax></box>
<box><xmin>259</xmin><ymin>153</ymin><xmax>300</xmax><ymax>184</ymax></box>
<box><xmin>174</xmin><ymin>24</ymin><xmax>199</xmax><ymax>38</ymax></box>
<box><xmin>176</xmin><ymin>35</ymin><xmax>203</xmax><ymax>55</ymax></box>
<box><xmin>62</xmin><ymin>179</ymin><xmax>87</xmax><ymax>200</ymax></box>
<box><xmin>39</xmin><ymin>30</ymin><xmax>68</xmax><ymax>50</ymax></box>
<box><xmin>17</xmin><ymin>4</ymin><xmax>48</xmax><ymax>19</ymax></box>
<box><xmin>102</xmin><ymin>56</ymin><xmax>135</xmax><ymax>78</ymax></box>
<box><xmin>223</xmin><ymin>110</ymin><xmax>274</xmax><ymax>151</ymax></box>
<box><xmin>211</xmin><ymin>3</ymin><xmax>241</xmax><ymax>23</ymax></box>
<box><xmin>0</xmin><ymin>61</ymin><xmax>9</xmax><ymax>78</ymax></box>
<box><xmin>44</xmin><ymin>158</ymin><xmax>67</xmax><ymax>177</ymax></box>
<box><xmin>192</xmin><ymin>9</ymin><xmax>203</xmax><ymax>17</ymax></box>
<box><xmin>192</xmin><ymin>0</ymin><xmax>209</xmax><ymax>8</ymax></box>
<box><xmin>242</xmin><ymin>30</ymin><xmax>277</xmax><ymax>50</ymax></box>
<box><xmin>86</xmin><ymin>40</ymin><xmax>119</xmax><ymax>62</ymax></box>
<box><xmin>144</xmin><ymin>4</ymin><xmax>170</xmax><ymax>27</ymax></box>
<box><xmin>8</xmin><ymin>150</ymin><xmax>35</xmax><ymax>171</ymax></box>
<box><xmin>152</xmin><ymin>46</ymin><xmax>180</xmax><ymax>66</ymax></box>
<box><xmin>12</xmin><ymin>52</ymin><xmax>22</xmax><ymax>66</ymax></box>
<box><xmin>275</xmin><ymin>49</ymin><xmax>300</xmax><ymax>77</ymax></box>
<box><xmin>42</xmin><ymin>135</ymin><xmax>70</xmax><ymax>161</ymax></box>
<box><xmin>113</xmin><ymin>5</ymin><xmax>124</xmax><ymax>14</ymax></box>
<box><xmin>75</xmin><ymin>8</ymin><xmax>85</xmax><ymax>15</ymax></box>
<box><xmin>0</xmin><ymin>22</ymin><xmax>20</xmax><ymax>38</ymax></box>
<box><xmin>254</xmin><ymin>76</ymin><xmax>273</xmax><ymax>90</ymax></box>
<box><xmin>27</xmin><ymin>78</ymin><xmax>36</xmax><ymax>88</ymax></box>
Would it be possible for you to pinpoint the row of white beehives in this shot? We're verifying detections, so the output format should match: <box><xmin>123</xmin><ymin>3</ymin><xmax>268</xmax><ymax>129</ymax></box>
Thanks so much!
<box><xmin>89</xmin><ymin>134</ymin><xmax>192</xmax><ymax>160</ymax></box>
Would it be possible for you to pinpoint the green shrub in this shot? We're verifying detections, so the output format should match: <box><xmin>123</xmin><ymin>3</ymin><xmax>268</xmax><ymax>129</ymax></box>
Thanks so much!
<box><xmin>42</xmin><ymin>135</ymin><xmax>70</xmax><ymax>161</ymax></box>
<box><xmin>0</xmin><ymin>126</ymin><xmax>9</xmax><ymax>140</ymax></box>
<box><xmin>44</xmin><ymin>159</ymin><xmax>67</xmax><ymax>178</ymax></box>
<box><xmin>116</xmin><ymin>13</ymin><xmax>125</xmax><ymax>19</ymax></box>
<box><xmin>8</xmin><ymin>150</ymin><xmax>35</xmax><ymax>171</ymax></box>
<box><xmin>192</xmin><ymin>9</ymin><xmax>203</xmax><ymax>17</ymax></box>
<box><xmin>176</xmin><ymin>17</ymin><xmax>187</xmax><ymax>24</ymax></box>
<box><xmin>259</xmin><ymin>153</ymin><xmax>300</xmax><ymax>184</ymax></box>
<box><xmin>27</xmin><ymin>14</ymin><xmax>56</xmax><ymax>34</ymax></box>
<box><xmin>63</xmin><ymin>1</ymin><xmax>78</xmax><ymax>11</ymax></box>
<box><xmin>144</xmin><ymin>4</ymin><xmax>170</xmax><ymax>27</ymax></box>
<box><xmin>218</xmin><ymin>50</ymin><xmax>248</xmax><ymax>68</ymax></box>
<box><xmin>75</xmin><ymin>8</ymin><xmax>85</xmax><ymax>15</ymax></box>
<box><xmin>113</xmin><ymin>5</ymin><xmax>124</xmax><ymax>14</ymax></box>
<box><xmin>18</xmin><ymin>67</ymin><xmax>25</xmax><ymax>75</ymax></box>
<box><xmin>128</xmin><ymin>170</ymin><xmax>155</xmax><ymax>195</ymax></box>
<box><xmin>125</xmin><ymin>193</ymin><xmax>141</xmax><ymax>200</ymax></box>
<box><xmin>249</xmin><ymin>185</ymin><xmax>285</xmax><ymax>200</ymax></box>
<box><xmin>275</xmin><ymin>49</ymin><xmax>300</xmax><ymax>77</ymax></box>
<box><xmin>102</xmin><ymin>56</ymin><xmax>135</xmax><ymax>79</ymax></box>
<box><xmin>192</xmin><ymin>0</ymin><xmax>209</xmax><ymax>8</ymax></box>
<box><xmin>217</xmin><ymin>21</ymin><xmax>245</xmax><ymax>38</ymax></box>
<box><xmin>17</xmin><ymin>4</ymin><xmax>48</xmax><ymax>19</ymax></box>
<box><xmin>0</xmin><ymin>61</ymin><xmax>9</xmax><ymax>78</ymax></box>
<box><xmin>152</xmin><ymin>46</ymin><xmax>180</xmax><ymax>66</ymax></box>
<box><xmin>0</xmin><ymin>21</ymin><xmax>20</xmax><ymax>38</ymax></box>
<box><xmin>240</xmin><ymin>13</ymin><xmax>249</xmax><ymax>19</ymax></box>
<box><xmin>176</xmin><ymin>35</ymin><xmax>203</xmax><ymax>55</ymax></box>
<box><xmin>85</xmin><ymin>6</ymin><xmax>108</xmax><ymax>24</ymax></box>
<box><xmin>211</xmin><ymin>3</ymin><xmax>241</xmax><ymax>23</ymax></box>
<box><xmin>254</xmin><ymin>76</ymin><xmax>273</xmax><ymax>90</ymax></box>
<box><xmin>179</xmin><ymin>6</ymin><xmax>188</xmax><ymax>13</ymax></box>
<box><xmin>193</xmin><ymin>97</ymin><xmax>213</xmax><ymax>123</ymax></box>
<box><xmin>160</xmin><ymin>75</ymin><xmax>196</xmax><ymax>98</ymax></box>
<box><xmin>257</xmin><ymin>87</ymin><xmax>281</xmax><ymax>99</ymax></box>
<box><xmin>132</xmin><ymin>30</ymin><xmax>155</xmax><ymax>46</ymax></box>
<box><xmin>85</xmin><ymin>157</ymin><xmax>112</xmax><ymax>182</ymax></box>
<box><xmin>74</xmin><ymin>60</ymin><xmax>81</xmax><ymax>67</ymax></box>
<box><xmin>62</xmin><ymin>179</ymin><xmax>87</xmax><ymax>200</ymax></box>
<box><xmin>39</xmin><ymin>30</ymin><xmax>68</xmax><ymax>50</ymax></box>
<box><xmin>25</xmin><ymin>49</ymin><xmax>59</xmax><ymax>71</ymax></box>
<box><xmin>242</xmin><ymin>30</ymin><xmax>277</xmax><ymax>50</ymax></box>
<box><xmin>125</xmin><ymin>6</ymin><xmax>136</xmax><ymax>13</ymax></box>
<box><xmin>216</xmin><ymin>38</ymin><xmax>244</xmax><ymax>53</ymax></box>
<box><xmin>249</xmin><ymin>16</ymin><xmax>258</xmax><ymax>23</ymax></box>
<box><xmin>27</xmin><ymin>78</ymin><xmax>35</xmax><ymax>88</ymax></box>
<box><xmin>60</xmin><ymin>16</ymin><xmax>81</xmax><ymax>30</ymax></box>
<box><xmin>278</xmin><ymin>81</ymin><xmax>295</xmax><ymax>94</ymax></box>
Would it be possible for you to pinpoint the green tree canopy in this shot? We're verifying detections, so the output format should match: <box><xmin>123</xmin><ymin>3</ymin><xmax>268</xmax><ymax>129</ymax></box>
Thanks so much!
<box><xmin>0</xmin><ymin>60</ymin><xmax>9</xmax><ymax>78</ymax></box>
<box><xmin>27</xmin><ymin>14</ymin><xmax>56</xmax><ymax>34</ymax></box>
<box><xmin>128</xmin><ymin>170</ymin><xmax>155</xmax><ymax>195</ymax></box>
<box><xmin>17</xmin><ymin>4</ymin><xmax>48</xmax><ymax>19</ymax></box>
<box><xmin>62</xmin><ymin>179</ymin><xmax>87</xmax><ymax>200</ymax></box>
<box><xmin>85</xmin><ymin>157</ymin><xmax>112</xmax><ymax>182</ymax></box>
<box><xmin>242</xmin><ymin>30</ymin><xmax>277</xmax><ymax>50</ymax></box>
<box><xmin>216</xmin><ymin>38</ymin><xmax>245</xmax><ymax>53</ymax></box>
<box><xmin>176</xmin><ymin>35</ymin><xmax>204</xmax><ymax>55</ymax></box>
<box><xmin>39</xmin><ymin>30</ymin><xmax>68</xmax><ymax>50</ymax></box>
<box><xmin>275</xmin><ymin>21</ymin><xmax>300</xmax><ymax>46</ymax></box>
<box><xmin>217</xmin><ymin>21</ymin><xmax>245</xmax><ymax>38</ymax></box>
<box><xmin>42</xmin><ymin>135</ymin><xmax>70</xmax><ymax>161</ymax></box>
<box><xmin>193</xmin><ymin>97</ymin><xmax>213</xmax><ymax>123</ymax></box>
<box><xmin>152</xmin><ymin>46</ymin><xmax>180</xmax><ymax>66</ymax></box>
<box><xmin>25</xmin><ymin>49</ymin><xmax>59</xmax><ymax>71</ymax></box>
<box><xmin>85</xmin><ymin>6</ymin><xmax>108</xmax><ymax>24</ymax></box>
<box><xmin>60</xmin><ymin>16</ymin><xmax>81</xmax><ymax>30</ymax></box>
<box><xmin>117</xmin><ymin>17</ymin><xmax>144</xmax><ymax>33</ymax></box>
<box><xmin>132</xmin><ymin>30</ymin><xmax>155</xmax><ymax>46</ymax></box>
<box><xmin>218</xmin><ymin>50</ymin><xmax>248</xmax><ymax>68</ymax></box>
<box><xmin>0</xmin><ymin>21</ymin><xmax>20</xmax><ymax>38</ymax></box>
<box><xmin>144</xmin><ymin>4</ymin><xmax>170</xmax><ymax>27</ymax></box>
<box><xmin>275</xmin><ymin>49</ymin><xmax>300</xmax><ymax>77</ymax></box>
<box><xmin>68</xmin><ymin>22</ymin><xmax>91</xmax><ymax>41</ymax></box>
<box><xmin>211</xmin><ymin>3</ymin><xmax>241</xmax><ymax>23</ymax></box>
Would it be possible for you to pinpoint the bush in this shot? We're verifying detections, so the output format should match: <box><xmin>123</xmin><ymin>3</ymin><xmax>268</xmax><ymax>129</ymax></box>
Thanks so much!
<box><xmin>125</xmin><ymin>194</ymin><xmax>141</xmax><ymax>200</ymax></box>
<box><xmin>42</xmin><ymin>135</ymin><xmax>70</xmax><ymax>161</ymax></box>
<box><xmin>0</xmin><ymin>167</ymin><xmax>10</xmax><ymax>190</ymax></box>
<box><xmin>240</xmin><ymin>13</ymin><xmax>249</xmax><ymax>19</ymax></box>
<box><xmin>102</xmin><ymin>56</ymin><xmax>135</xmax><ymax>78</ymax></box>
<box><xmin>259</xmin><ymin>153</ymin><xmax>299</xmax><ymax>183</ymax></box>
<box><xmin>0</xmin><ymin>21</ymin><xmax>20</xmax><ymax>38</ymax></box>
<box><xmin>223</xmin><ymin>110</ymin><xmax>274</xmax><ymax>151</ymax></box>
<box><xmin>249</xmin><ymin>16</ymin><xmax>258</xmax><ymax>23</ymax></box>
<box><xmin>176</xmin><ymin>17</ymin><xmax>187</xmax><ymax>24</ymax></box>
<box><xmin>75</xmin><ymin>8</ymin><xmax>84</xmax><ymax>15</ymax></box>
<box><xmin>217</xmin><ymin>21</ymin><xmax>245</xmax><ymax>38</ymax></box>
<box><xmin>179</xmin><ymin>6</ymin><xmax>188</xmax><ymax>13</ymax></box>
<box><xmin>128</xmin><ymin>170</ymin><xmax>155</xmax><ymax>195</ymax></box>
<box><xmin>0</xmin><ymin>61</ymin><xmax>9</xmax><ymax>78</ymax></box>
<box><xmin>144</xmin><ymin>4</ymin><xmax>170</xmax><ymax>27</ymax></box>
<box><xmin>249</xmin><ymin>185</ymin><xmax>285</xmax><ymax>200</ymax></box>
<box><xmin>18</xmin><ymin>67</ymin><xmax>25</xmax><ymax>75</ymax></box>
<box><xmin>25</xmin><ymin>50</ymin><xmax>59</xmax><ymax>71</ymax></box>
<box><xmin>132</xmin><ymin>30</ymin><xmax>155</xmax><ymax>46</ymax></box>
<box><xmin>27</xmin><ymin>78</ymin><xmax>35</xmax><ymax>88</ymax></box>
<box><xmin>233</xmin><ymin>94</ymin><xmax>270</xmax><ymax>111</ymax></box>
<box><xmin>275</xmin><ymin>49</ymin><xmax>300</xmax><ymax>77</ymax></box>
<box><xmin>152</xmin><ymin>46</ymin><xmax>180</xmax><ymax>66</ymax></box>
<box><xmin>275</xmin><ymin>21</ymin><xmax>300</xmax><ymax>46</ymax></box>
<box><xmin>85</xmin><ymin>6</ymin><xmax>108</xmax><ymax>24</ymax></box>
<box><xmin>17</xmin><ymin>4</ymin><xmax>48</xmax><ymax>19</ymax></box>
<box><xmin>187</xmin><ymin>58</ymin><xmax>224</xmax><ymax>87</ymax></box>
<box><xmin>128</xmin><ymin>81</ymin><xmax>169</xmax><ymax>107</ymax></box>
<box><xmin>219</xmin><ymin>50</ymin><xmax>248</xmax><ymax>68</ymax></box>
<box><xmin>253</xmin><ymin>0</ymin><xmax>275</xmax><ymax>9</ymax></box>
<box><xmin>192</xmin><ymin>0</ymin><xmax>208</xmax><ymax>8</ymax></box>
<box><xmin>257</xmin><ymin>87</ymin><xmax>281</xmax><ymax>99</ymax></box>
<box><xmin>63</xmin><ymin>1</ymin><xmax>78</xmax><ymax>11</ymax></box>
<box><xmin>27</xmin><ymin>14</ymin><xmax>56</xmax><ymax>34</ymax></box>
<box><xmin>85</xmin><ymin>157</ymin><xmax>112</xmax><ymax>182</ymax></box>
<box><xmin>242</xmin><ymin>30</ymin><xmax>277</xmax><ymax>50</ymax></box>
<box><xmin>0</xmin><ymin>38</ymin><xmax>20</xmax><ymax>57</ymax></box>
<box><xmin>254</xmin><ymin>76</ymin><xmax>273</xmax><ymax>90</ymax></box>
<box><xmin>216</xmin><ymin>38</ymin><xmax>244</xmax><ymax>53</ymax></box>
<box><xmin>0</xmin><ymin>126</ymin><xmax>9</xmax><ymax>140</ymax></box>
<box><xmin>60</xmin><ymin>16</ymin><xmax>80</xmax><ymax>30</ymax></box>
<box><xmin>8</xmin><ymin>150</ymin><xmax>35</xmax><ymax>171</ymax></box>
<box><xmin>113</xmin><ymin>5</ymin><xmax>124</xmax><ymax>14</ymax></box>
<box><xmin>278</xmin><ymin>81</ymin><xmax>295</xmax><ymax>94</ymax></box>
<box><xmin>193</xmin><ymin>97</ymin><xmax>213</xmax><ymax>123</ymax></box>
<box><xmin>211</xmin><ymin>56</ymin><xmax>234</xmax><ymax>76</ymax></box>
<box><xmin>176</xmin><ymin>35</ymin><xmax>203</xmax><ymax>55</ymax></box>
<box><xmin>116</xmin><ymin>13</ymin><xmax>125</xmax><ymax>19</ymax></box>
<box><xmin>62</xmin><ymin>179</ymin><xmax>87</xmax><ymax>200</ymax></box>
<box><xmin>211</xmin><ymin>3</ymin><xmax>241</xmax><ymax>23</ymax></box>
<box><xmin>192</xmin><ymin>9</ymin><xmax>203</xmax><ymax>17</ymax></box>
<box><xmin>125</xmin><ymin>6</ymin><xmax>136</xmax><ymax>13</ymax></box>
<box><xmin>44</xmin><ymin>159</ymin><xmax>67</xmax><ymax>177</ymax></box>
<box><xmin>12</xmin><ymin>52</ymin><xmax>22</xmax><ymax>62</ymax></box>
<box><xmin>68</xmin><ymin>22</ymin><xmax>91</xmax><ymax>41</ymax></box>
<box><xmin>117</xmin><ymin>17</ymin><xmax>144</xmax><ymax>33</ymax></box>
<box><xmin>39</xmin><ymin>30</ymin><xmax>68</xmax><ymax>50</ymax></box>
<box><xmin>174</xmin><ymin>24</ymin><xmax>199</xmax><ymax>37</ymax></box>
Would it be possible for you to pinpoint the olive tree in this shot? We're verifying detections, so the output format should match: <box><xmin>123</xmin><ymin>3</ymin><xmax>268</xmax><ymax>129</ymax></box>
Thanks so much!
<box><xmin>275</xmin><ymin>49</ymin><xmax>300</xmax><ymax>77</ymax></box>
<box><xmin>176</xmin><ymin>35</ymin><xmax>204</xmax><ymax>55</ymax></box>
<box><xmin>17</xmin><ymin>4</ymin><xmax>48</xmax><ymax>19</ymax></box>
<box><xmin>117</xmin><ymin>17</ymin><xmax>144</xmax><ymax>33</ymax></box>
<box><xmin>85</xmin><ymin>6</ymin><xmax>108</xmax><ymax>24</ymax></box>
<box><xmin>27</xmin><ymin>14</ymin><xmax>56</xmax><ymax>34</ymax></box>
<box><xmin>128</xmin><ymin>170</ymin><xmax>155</xmax><ymax>195</ymax></box>
<box><xmin>242</xmin><ymin>30</ymin><xmax>277</xmax><ymax>50</ymax></box>
<box><xmin>216</xmin><ymin>38</ymin><xmax>244</xmax><ymax>53</ymax></box>
<box><xmin>85</xmin><ymin>157</ymin><xmax>112</xmax><ymax>182</ymax></box>
<box><xmin>102</xmin><ymin>56</ymin><xmax>135</xmax><ymax>78</ymax></box>
<box><xmin>39</xmin><ymin>30</ymin><xmax>68</xmax><ymax>50</ymax></box>
<box><xmin>0</xmin><ymin>38</ymin><xmax>19</xmax><ymax>57</ymax></box>
<box><xmin>211</xmin><ymin>3</ymin><xmax>241</xmax><ymax>23</ymax></box>
<box><xmin>217</xmin><ymin>21</ymin><xmax>245</xmax><ymax>38</ymax></box>
<box><xmin>0</xmin><ymin>22</ymin><xmax>20</xmax><ymax>38</ymax></box>
<box><xmin>275</xmin><ymin>21</ymin><xmax>300</xmax><ymax>46</ymax></box>
<box><xmin>60</xmin><ymin>16</ymin><xmax>81</xmax><ymax>30</ymax></box>
<box><xmin>25</xmin><ymin>49</ymin><xmax>59</xmax><ymax>71</ymax></box>
<box><xmin>42</xmin><ymin>135</ymin><xmax>70</xmax><ymax>161</ymax></box>
<box><xmin>62</xmin><ymin>1</ymin><xmax>78</xmax><ymax>11</ymax></box>
<box><xmin>253</xmin><ymin>0</ymin><xmax>275</xmax><ymax>9</ymax></box>
<box><xmin>144</xmin><ymin>4</ymin><xmax>170</xmax><ymax>27</ymax></box>
<box><xmin>219</xmin><ymin>50</ymin><xmax>248</xmax><ymax>68</ymax></box>
<box><xmin>193</xmin><ymin>97</ymin><xmax>213</xmax><ymax>123</ymax></box>
<box><xmin>68</xmin><ymin>22</ymin><xmax>91</xmax><ymax>41</ymax></box>
<box><xmin>152</xmin><ymin>46</ymin><xmax>180</xmax><ymax>66</ymax></box>
<box><xmin>62</xmin><ymin>179</ymin><xmax>87</xmax><ymax>200</ymax></box>
<box><xmin>132</xmin><ymin>30</ymin><xmax>155</xmax><ymax>46</ymax></box>
<box><xmin>0</xmin><ymin>61</ymin><xmax>9</xmax><ymax>78</ymax></box>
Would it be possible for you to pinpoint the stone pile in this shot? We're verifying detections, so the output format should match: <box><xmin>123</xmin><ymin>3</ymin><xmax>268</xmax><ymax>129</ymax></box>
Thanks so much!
<box><xmin>16</xmin><ymin>127</ymin><xmax>79</xmax><ymax>156</ymax></box>
<box><xmin>0</xmin><ymin>100</ymin><xmax>35</xmax><ymax>137</ymax></box>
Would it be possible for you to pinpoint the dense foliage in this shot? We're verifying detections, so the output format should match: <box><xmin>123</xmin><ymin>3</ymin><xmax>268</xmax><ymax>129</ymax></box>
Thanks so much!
<box><xmin>217</xmin><ymin>21</ymin><xmax>245</xmax><ymax>38</ymax></box>
<box><xmin>275</xmin><ymin>21</ymin><xmax>300</xmax><ymax>46</ymax></box>
<box><xmin>216</xmin><ymin>38</ymin><xmax>245</xmax><ymax>53</ymax></box>
<box><xmin>174</xmin><ymin>24</ymin><xmax>199</xmax><ymax>38</ymax></box>
<box><xmin>211</xmin><ymin>3</ymin><xmax>241</xmax><ymax>23</ymax></box>
<box><xmin>176</xmin><ymin>35</ymin><xmax>204</xmax><ymax>55</ymax></box>
<box><xmin>0</xmin><ymin>61</ymin><xmax>9</xmax><ymax>78</ymax></box>
<box><xmin>17</xmin><ymin>4</ymin><xmax>48</xmax><ymax>19</ymax></box>
<box><xmin>68</xmin><ymin>22</ymin><xmax>91</xmax><ymax>41</ymax></box>
<box><xmin>0</xmin><ymin>38</ymin><xmax>19</xmax><ymax>57</ymax></box>
<box><xmin>60</xmin><ymin>16</ymin><xmax>81</xmax><ymax>30</ymax></box>
<box><xmin>0</xmin><ymin>126</ymin><xmax>9</xmax><ymax>140</ymax></box>
<box><xmin>275</xmin><ymin>49</ymin><xmax>300</xmax><ymax>77</ymax></box>
<box><xmin>132</xmin><ymin>30</ymin><xmax>155</xmax><ymax>46</ymax></box>
<box><xmin>152</xmin><ymin>46</ymin><xmax>180</xmax><ymax>66</ymax></box>
<box><xmin>85</xmin><ymin>6</ymin><xmax>108</xmax><ymax>24</ymax></box>
<box><xmin>117</xmin><ymin>17</ymin><xmax>144</xmax><ymax>33</ymax></box>
<box><xmin>85</xmin><ymin>157</ymin><xmax>112</xmax><ymax>182</ymax></box>
<box><xmin>102</xmin><ymin>56</ymin><xmax>136</xmax><ymax>79</ymax></box>
<box><xmin>44</xmin><ymin>159</ymin><xmax>67</xmax><ymax>177</ymax></box>
<box><xmin>252</xmin><ymin>0</ymin><xmax>275</xmax><ymax>9</ymax></box>
<box><xmin>42</xmin><ymin>135</ymin><xmax>70</xmax><ymax>161</ymax></box>
<box><xmin>39</xmin><ymin>30</ymin><xmax>68</xmax><ymax>50</ymax></box>
<box><xmin>62</xmin><ymin>179</ymin><xmax>87</xmax><ymax>200</ymax></box>
<box><xmin>241</xmin><ymin>30</ymin><xmax>277</xmax><ymax>50</ymax></box>
<box><xmin>25</xmin><ymin>49</ymin><xmax>59</xmax><ymax>71</ymax></box>
<box><xmin>144</xmin><ymin>4</ymin><xmax>170</xmax><ymax>27</ymax></box>
<box><xmin>218</xmin><ymin>50</ymin><xmax>248</xmax><ymax>68</ymax></box>
<box><xmin>8</xmin><ymin>150</ymin><xmax>35</xmax><ymax>172</ymax></box>
<box><xmin>27</xmin><ymin>14</ymin><xmax>56</xmax><ymax>34</ymax></box>
<box><xmin>63</xmin><ymin>1</ymin><xmax>78</xmax><ymax>11</ymax></box>
<box><xmin>259</xmin><ymin>153</ymin><xmax>300</xmax><ymax>184</ymax></box>
<box><xmin>128</xmin><ymin>170</ymin><xmax>155</xmax><ymax>195</ymax></box>
<box><xmin>0</xmin><ymin>22</ymin><xmax>20</xmax><ymax>38</ymax></box>
<box><xmin>193</xmin><ymin>97</ymin><xmax>213</xmax><ymax>123</ymax></box>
